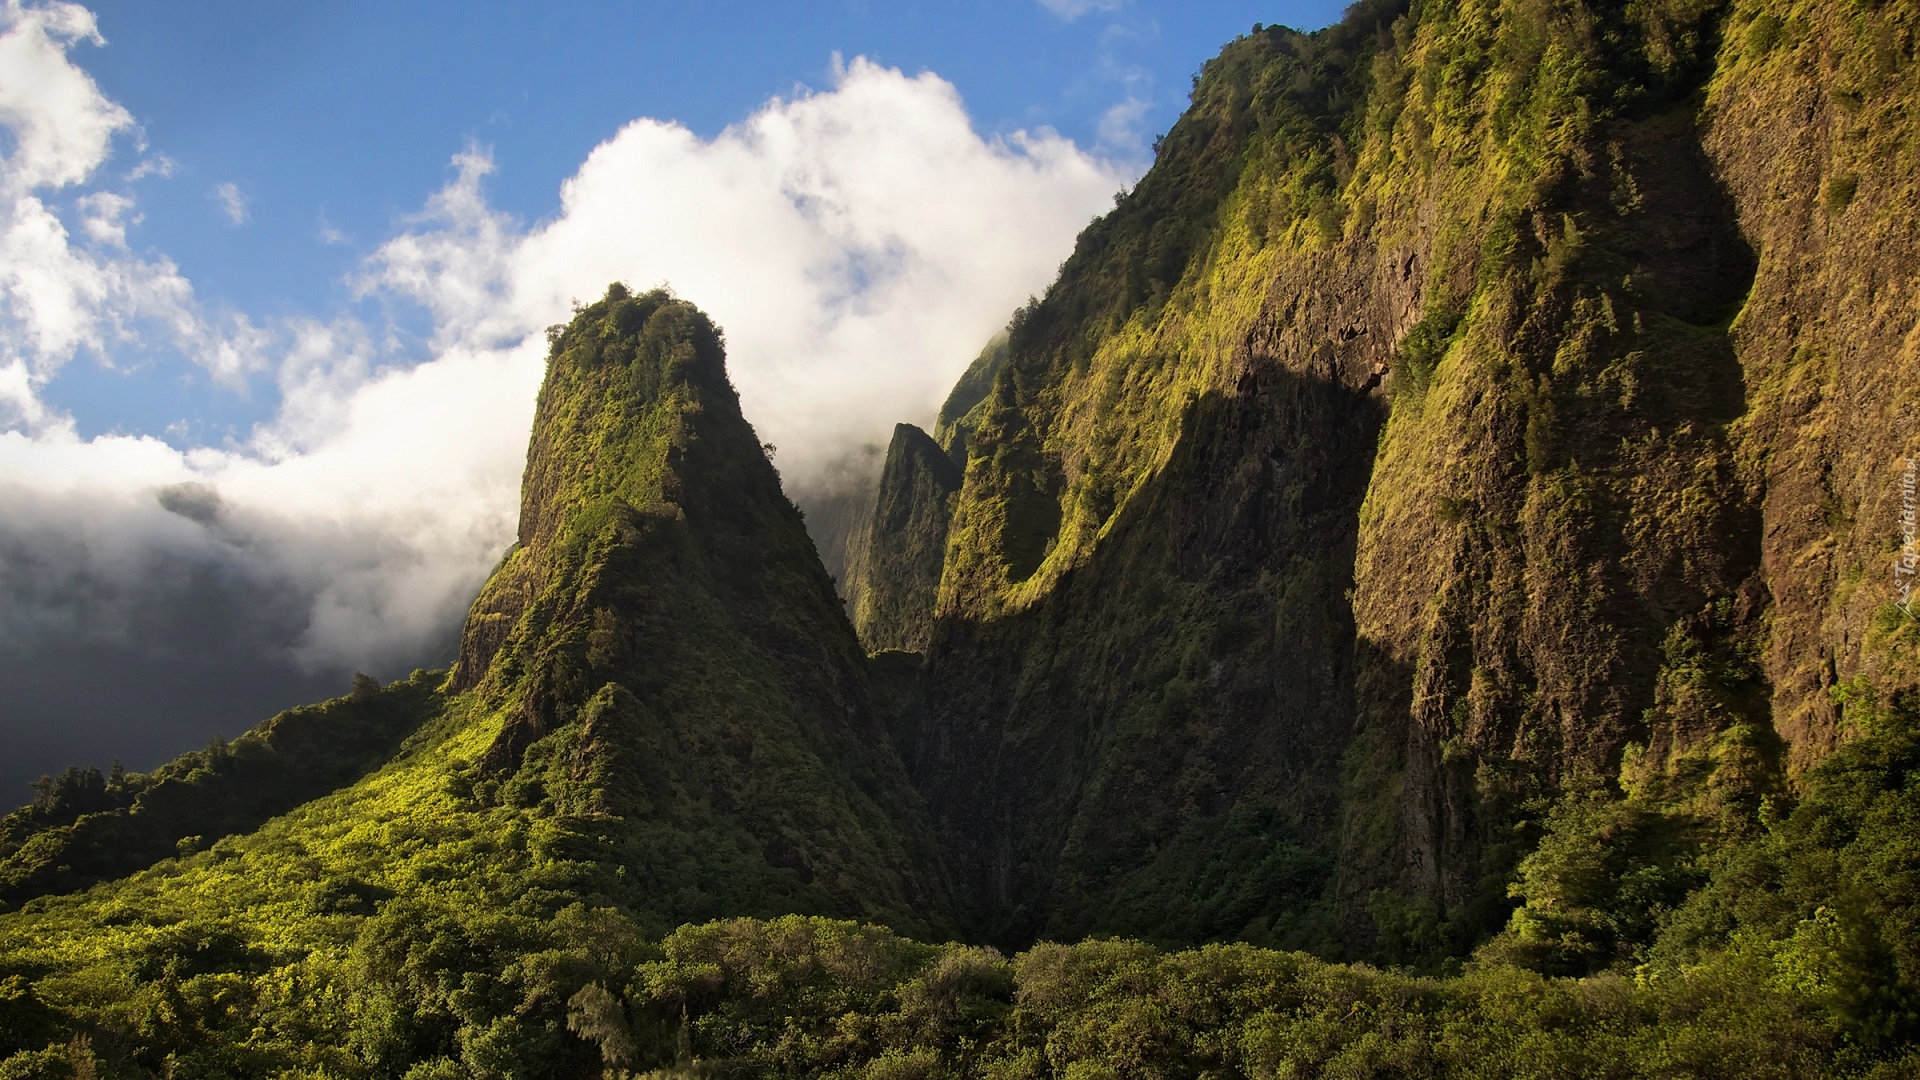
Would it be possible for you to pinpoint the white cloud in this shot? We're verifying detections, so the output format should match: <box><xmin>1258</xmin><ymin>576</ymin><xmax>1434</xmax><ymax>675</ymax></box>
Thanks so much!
<box><xmin>0</xmin><ymin>190</ymin><xmax>201</xmax><ymax>391</ymax></box>
<box><xmin>1039</xmin><ymin>0</ymin><xmax>1123</xmax><ymax>21</ymax></box>
<box><xmin>0</xmin><ymin>0</ymin><xmax>128</xmax><ymax>191</ymax></box>
<box><xmin>0</xmin><ymin>1</ymin><xmax>257</xmax><ymax>425</ymax></box>
<box><xmin>195</xmin><ymin>311</ymin><xmax>271</xmax><ymax>386</ymax></box>
<box><xmin>75</xmin><ymin>189</ymin><xmax>134</xmax><ymax>245</ymax></box>
<box><xmin>0</xmin><ymin>334</ymin><xmax>541</xmax><ymax>669</ymax></box>
<box><xmin>366</xmin><ymin>57</ymin><xmax>1128</xmax><ymax>487</ymax></box>
<box><xmin>0</xmin><ymin>357</ymin><xmax>55</xmax><ymax>431</ymax></box>
<box><xmin>124</xmin><ymin>153</ymin><xmax>173</xmax><ymax>182</ymax></box>
<box><xmin>211</xmin><ymin>180</ymin><xmax>248</xmax><ymax>225</ymax></box>
<box><xmin>2</xmin><ymin>33</ymin><xmax>1130</xmax><ymax>677</ymax></box>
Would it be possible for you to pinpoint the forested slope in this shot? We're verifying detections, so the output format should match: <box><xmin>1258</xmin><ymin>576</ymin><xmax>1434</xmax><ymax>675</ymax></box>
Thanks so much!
<box><xmin>0</xmin><ymin>672</ymin><xmax>439</xmax><ymax>910</ymax></box>
<box><xmin>0</xmin><ymin>288</ymin><xmax>950</xmax><ymax>1076</ymax></box>
<box><xmin>5</xmin><ymin>0</ymin><xmax>1920</xmax><ymax>1074</ymax></box>
<box><xmin>844</xmin><ymin>0</ymin><xmax>1920</xmax><ymax>973</ymax></box>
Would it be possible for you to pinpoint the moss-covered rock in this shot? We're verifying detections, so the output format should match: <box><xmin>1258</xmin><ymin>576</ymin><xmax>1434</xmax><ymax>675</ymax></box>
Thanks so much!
<box><xmin>447</xmin><ymin>286</ymin><xmax>951</xmax><ymax>935</ymax></box>
<box><xmin>844</xmin><ymin>424</ymin><xmax>964</xmax><ymax>653</ymax></box>
<box><xmin>842</xmin><ymin>0</ymin><xmax>1920</xmax><ymax>958</ymax></box>
<box><xmin>8</xmin><ymin>0</ymin><xmax>1920</xmax><ymax>1070</ymax></box>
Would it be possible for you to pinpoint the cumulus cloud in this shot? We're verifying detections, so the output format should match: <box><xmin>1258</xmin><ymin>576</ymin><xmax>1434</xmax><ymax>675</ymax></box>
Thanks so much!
<box><xmin>1</xmin><ymin>9</ymin><xmax>1132</xmax><ymax>793</ymax></box>
<box><xmin>0</xmin><ymin>0</ymin><xmax>128</xmax><ymax>191</ymax></box>
<box><xmin>0</xmin><ymin>331</ymin><xmax>541</xmax><ymax>666</ymax></box>
<box><xmin>365</xmin><ymin>57</ymin><xmax>1127</xmax><ymax>488</ymax></box>
<box><xmin>124</xmin><ymin>153</ymin><xmax>173</xmax><ymax>182</ymax></box>
<box><xmin>75</xmin><ymin>189</ymin><xmax>134</xmax><ymax>245</ymax></box>
<box><xmin>0</xmin><ymin>1</ymin><xmax>261</xmax><ymax>426</ymax></box>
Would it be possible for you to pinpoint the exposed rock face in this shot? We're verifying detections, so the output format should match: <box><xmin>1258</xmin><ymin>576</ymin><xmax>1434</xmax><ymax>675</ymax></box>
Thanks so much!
<box><xmin>8</xmin><ymin>0</ymin><xmax>1916</xmax><ymax>977</ymax></box>
<box><xmin>853</xmin><ymin>0</ymin><xmax>1920</xmax><ymax>950</ymax></box>
<box><xmin>844</xmin><ymin>424</ymin><xmax>963</xmax><ymax>653</ymax></box>
<box><xmin>1342</xmin><ymin>102</ymin><xmax>1764</xmax><ymax>940</ymax></box>
<box><xmin>916</xmin><ymin>354</ymin><xmax>1386</xmax><ymax>946</ymax></box>
<box><xmin>1700</xmin><ymin>0</ymin><xmax>1920</xmax><ymax>770</ymax></box>
<box><xmin>903</xmin><ymin>12</ymin><xmax>1420</xmax><ymax>946</ymax></box>
<box><xmin>451</xmin><ymin>286</ymin><xmax>950</xmax><ymax>934</ymax></box>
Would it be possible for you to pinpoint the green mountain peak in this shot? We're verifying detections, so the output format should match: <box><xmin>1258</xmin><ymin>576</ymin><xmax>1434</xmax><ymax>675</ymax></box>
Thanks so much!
<box><xmin>449</xmin><ymin>285</ymin><xmax>949</xmax><ymax>930</ymax></box>
<box><xmin>10</xmin><ymin>0</ymin><xmax>1920</xmax><ymax>1072</ymax></box>
<box><xmin>0</xmin><ymin>287</ymin><xmax>953</xmax><ymax>1074</ymax></box>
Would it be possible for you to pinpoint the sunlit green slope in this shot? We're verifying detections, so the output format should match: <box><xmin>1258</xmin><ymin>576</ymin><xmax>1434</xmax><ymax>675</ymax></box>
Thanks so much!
<box><xmin>0</xmin><ymin>287</ymin><xmax>948</xmax><ymax>1075</ymax></box>
<box><xmin>0</xmin><ymin>671</ymin><xmax>440</xmax><ymax>908</ymax></box>
<box><xmin>855</xmin><ymin>0</ymin><xmax>1920</xmax><ymax>967</ymax></box>
<box><xmin>6</xmin><ymin>0</ymin><xmax>1920</xmax><ymax>1073</ymax></box>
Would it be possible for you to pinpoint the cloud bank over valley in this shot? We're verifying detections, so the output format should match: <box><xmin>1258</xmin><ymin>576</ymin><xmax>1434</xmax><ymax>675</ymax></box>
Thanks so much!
<box><xmin>0</xmin><ymin>1</ymin><xmax>1133</xmax><ymax>797</ymax></box>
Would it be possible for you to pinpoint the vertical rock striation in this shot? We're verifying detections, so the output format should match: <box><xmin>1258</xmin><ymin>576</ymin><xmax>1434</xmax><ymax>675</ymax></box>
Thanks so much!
<box><xmin>850</xmin><ymin>0</ymin><xmax>1920</xmax><ymax>951</ymax></box>
<box><xmin>844</xmin><ymin>423</ymin><xmax>964</xmax><ymax>653</ymax></box>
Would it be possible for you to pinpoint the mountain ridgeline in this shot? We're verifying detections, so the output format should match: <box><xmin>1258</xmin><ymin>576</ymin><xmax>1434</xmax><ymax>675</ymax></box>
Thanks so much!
<box><xmin>4</xmin><ymin>0</ymin><xmax>1920</xmax><ymax>1075</ymax></box>
<box><xmin>440</xmin><ymin>285</ymin><xmax>950</xmax><ymax>935</ymax></box>
<box><xmin>846</xmin><ymin>0</ymin><xmax>1918</xmax><ymax>959</ymax></box>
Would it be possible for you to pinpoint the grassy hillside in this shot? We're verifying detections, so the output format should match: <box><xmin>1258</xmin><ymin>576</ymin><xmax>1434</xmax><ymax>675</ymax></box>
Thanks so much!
<box><xmin>4</xmin><ymin>686</ymin><xmax>1912</xmax><ymax>1074</ymax></box>
<box><xmin>0</xmin><ymin>672</ymin><xmax>440</xmax><ymax>910</ymax></box>
<box><xmin>0</xmin><ymin>287</ymin><xmax>951</xmax><ymax>1076</ymax></box>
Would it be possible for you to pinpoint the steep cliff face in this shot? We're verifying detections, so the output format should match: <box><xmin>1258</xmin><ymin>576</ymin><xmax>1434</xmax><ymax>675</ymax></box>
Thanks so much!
<box><xmin>933</xmin><ymin>332</ymin><xmax>1010</xmax><ymax>466</ymax></box>
<box><xmin>441</xmin><ymin>285</ymin><xmax>952</xmax><ymax>931</ymax></box>
<box><xmin>908</xmin><ymin>8</ymin><xmax>1412</xmax><ymax>947</ymax></box>
<box><xmin>836</xmin><ymin>335</ymin><xmax>1005</xmax><ymax>654</ymax></box>
<box><xmin>858</xmin><ymin>0</ymin><xmax>1920</xmax><ymax>951</ymax></box>
<box><xmin>1349</xmin><ymin>0</ymin><xmax>1920</xmax><ymax>949</ymax></box>
<box><xmin>843</xmin><ymin>424</ymin><xmax>963</xmax><ymax>652</ymax></box>
<box><xmin>1338</xmin><ymin>0</ymin><xmax>1770</xmax><ymax>943</ymax></box>
<box><xmin>1700</xmin><ymin>0</ymin><xmax>1920</xmax><ymax>767</ymax></box>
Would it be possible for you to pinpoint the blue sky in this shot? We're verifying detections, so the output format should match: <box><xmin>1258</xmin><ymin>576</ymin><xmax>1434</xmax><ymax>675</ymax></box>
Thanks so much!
<box><xmin>51</xmin><ymin>0</ymin><xmax>1344</xmax><ymax>442</ymax></box>
<box><xmin>0</xmin><ymin>0</ymin><xmax>1345</xmax><ymax>795</ymax></box>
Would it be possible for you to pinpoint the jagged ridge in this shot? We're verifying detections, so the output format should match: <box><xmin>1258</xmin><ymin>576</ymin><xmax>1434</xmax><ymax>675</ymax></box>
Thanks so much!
<box><xmin>444</xmin><ymin>284</ymin><xmax>950</xmax><ymax>933</ymax></box>
<box><xmin>852</xmin><ymin>0</ymin><xmax>1920</xmax><ymax>966</ymax></box>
